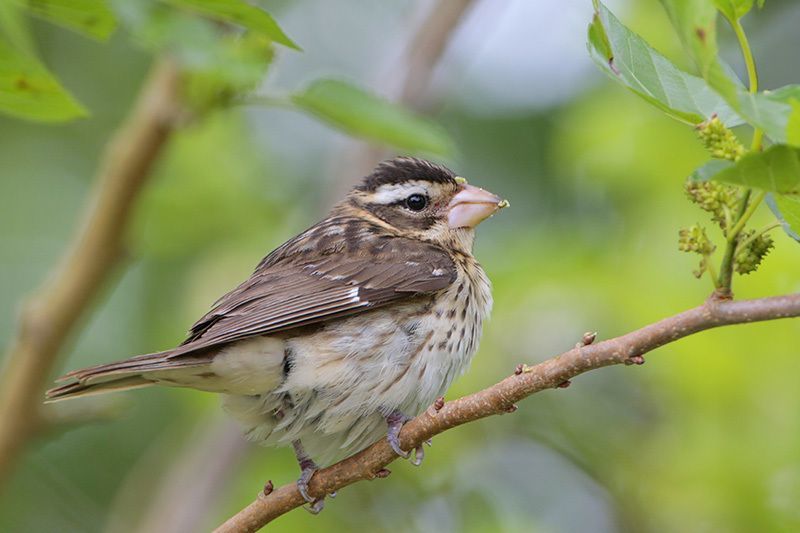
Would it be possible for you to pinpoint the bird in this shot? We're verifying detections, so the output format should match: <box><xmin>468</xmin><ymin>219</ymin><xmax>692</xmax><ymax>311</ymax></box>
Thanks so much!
<box><xmin>46</xmin><ymin>156</ymin><xmax>507</xmax><ymax>512</ymax></box>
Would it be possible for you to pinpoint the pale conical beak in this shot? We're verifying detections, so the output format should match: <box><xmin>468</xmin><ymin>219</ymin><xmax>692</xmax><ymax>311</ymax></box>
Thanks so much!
<box><xmin>447</xmin><ymin>183</ymin><xmax>508</xmax><ymax>229</ymax></box>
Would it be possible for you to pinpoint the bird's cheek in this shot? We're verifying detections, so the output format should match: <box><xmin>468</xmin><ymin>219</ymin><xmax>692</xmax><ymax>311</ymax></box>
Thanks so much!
<box><xmin>447</xmin><ymin>202</ymin><xmax>499</xmax><ymax>229</ymax></box>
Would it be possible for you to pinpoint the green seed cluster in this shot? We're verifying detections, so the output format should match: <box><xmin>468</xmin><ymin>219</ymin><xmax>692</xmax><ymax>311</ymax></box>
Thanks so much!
<box><xmin>696</xmin><ymin>115</ymin><xmax>745</xmax><ymax>162</ymax></box>
<box><xmin>734</xmin><ymin>231</ymin><xmax>774</xmax><ymax>275</ymax></box>
<box><xmin>678</xmin><ymin>225</ymin><xmax>715</xmax><ymax>255</ymax></box>
<box><xmin>684</xmin><ymin>180</ymin><xmax>739</xmax><ymax>229</ymax></box>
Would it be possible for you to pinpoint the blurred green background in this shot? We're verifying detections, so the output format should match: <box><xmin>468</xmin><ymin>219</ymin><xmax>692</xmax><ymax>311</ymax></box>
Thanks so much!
<box><xmin>2</xmin><ymin>0</ymin><xmax>800</xmax><ymax>531</ymax></box>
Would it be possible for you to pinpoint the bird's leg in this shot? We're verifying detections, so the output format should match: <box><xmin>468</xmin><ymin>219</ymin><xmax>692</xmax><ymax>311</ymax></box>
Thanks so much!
<box><xmin>385</xmin><ymin>410</ymin><xmax>410</xmax><ymax>458</ymax></box>
<box><xmin>384</xmin><ymin>409</ymin><xmax>425</xmax><ymax>465</ymax></box>
<box><xmin>292</xmin><ymin>440</ymin><xmax>324</xmax><ymax>514</ymax></box>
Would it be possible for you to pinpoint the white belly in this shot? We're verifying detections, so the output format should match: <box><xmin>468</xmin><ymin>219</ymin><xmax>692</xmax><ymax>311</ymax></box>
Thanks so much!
<box><xmin>222</xmin><ymin>263</ymin><xmax>492</xmax><ymax>465</ymax></box>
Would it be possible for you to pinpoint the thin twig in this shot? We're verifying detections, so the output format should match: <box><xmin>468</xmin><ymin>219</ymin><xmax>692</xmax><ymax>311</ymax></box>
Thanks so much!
<box><xmin>399</xmin><ymin>0</ymin><xmax>476</xmax><ymax>108</ymax></box>
<box><xmin>0</xmin><ymin>57</ymin><xmax>183</xmax><ymax>490</ymax></box>
<box><xmin>214</xmin><ymin>292</ymin><xmax>800</xmax><ymax>532</ymax></box>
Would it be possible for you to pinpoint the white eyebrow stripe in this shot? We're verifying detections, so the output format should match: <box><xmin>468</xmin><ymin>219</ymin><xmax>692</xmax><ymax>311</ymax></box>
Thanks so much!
<box><xmin>372</xmin><ymin>182</ymin><xmax>429</xmax><ymax>204</ymax></box>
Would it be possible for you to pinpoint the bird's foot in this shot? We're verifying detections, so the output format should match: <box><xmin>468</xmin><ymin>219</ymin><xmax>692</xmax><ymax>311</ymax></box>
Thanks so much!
<box><xmin>385</xmin><ymin>410</ymin><xmax>411</xmax><ymax>458</ymax></box>
<box><xmin>293</xmin><ymin>440</ymin><xmax>325</xmax><ymax>513</ymax></box>
<box><xmin>297</xmin><ymin>461</ymin><xmax>326</xmax><ymax>513</ymax></box>
<box><xmin>385</xmin><ymin>410</ymin><xmax>426</xmax><ymax>466</ymax></box>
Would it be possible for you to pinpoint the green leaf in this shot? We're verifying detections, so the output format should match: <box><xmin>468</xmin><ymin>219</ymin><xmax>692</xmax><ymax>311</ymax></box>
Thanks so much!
<box><xmin>712</xmin><ymin>0</ymin><xmax>755</xmax><ymax>20</ymax></box>
<box><xmin>767</xmin><ymin>194</ymin><xmax>800</xmax><ymax>242</ymax></box>
<box><xmin>659</xmin><ymin>0</ymin><xmax>739</xmax><ymax>104</ymax></box>
<box><xmin>162</xmin><ymin>0</ymin><xmax>299</xmax><ymax>50</ymax></box>
<box><xmin>693</xmin><ymin>145</ymin><xmax>800</xmax><ymax>241</ymax></box>
<box><xmin>708</xmin><ymin>145</ymin><xmax>800</xmax><ymax>194</ymax></box>
<box><xmin>185</xmin><ymin>31</ymin><xmax>274</xmax><ymax>111</ymax></box>
<box><xmin>589</xmin><ymin>3</ymin><xmax>797</xmax><ymax>147</ymax></box>
<box><xmin>0</xmin><ymin>37</ymin><xmax>86</xmax><ymax>121</ymax></box>
<box><xmin>765</xmin><ymin>85</ymin><xmax>800</xmax><ymax>145</ymax></box>
<box><xmin>24</xmin><ymin>0</ymin><xmax>117</xmax><ymax>41</ymax></box>
<box><xmin>787</xmin><ymin>101</ymin><xmax>800</xmax><ymax>147</ymax></box>
<box><xmin>0</xmin><ymin>2</ymin><xmax>35</xmax><ymax>53</ymax></box>
<box><xmin>587</xmin><ymin>9</ymin><xmax>612</xmax><ymax>60</ymax></box>
<box><xmin>588</xmin><ymin>2</ymin><xmax>741</xmax><ymax>126</ymax></box>
<box><xmin>690</xmin><ymin>158</ymin><xmax>733</xmax><ymax>182</ymax></box>
<box><xmin>291</xmin><ymin>79</ymin><xmax>455</xmax><ymax>157</ymax></box>
<box><xmin>735</xmin><ymin>91</ymin><xmax>793</xmax><ymax>145</ymax></box>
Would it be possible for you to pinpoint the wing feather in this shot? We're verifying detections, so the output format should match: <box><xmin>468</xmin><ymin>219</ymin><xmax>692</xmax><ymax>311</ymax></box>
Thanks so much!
<box><xmin>167</xmin><ymin>228</ymin><xmax>457</xmax><ymax>359</ymax></box>
<box><xmin>47</xmin><ymin>219</ymin><xmax>459</xmax><ymax>400</ymax></box>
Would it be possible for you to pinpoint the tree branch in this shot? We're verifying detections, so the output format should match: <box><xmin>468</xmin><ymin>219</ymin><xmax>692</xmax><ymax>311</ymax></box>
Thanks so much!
<box><xmin>399</xmin><ymin>0</ymin><xmax>476</xmax><ymax>109</ymax></box>
<box><xmin>214</xmin><ymin>293</ymin><xmax>800</xmax><ymax>532</ymax></box>
<box><xmin>0</xmin><ymin>57</ymin><xmax>183</xmax><ymax>489</ymax></box>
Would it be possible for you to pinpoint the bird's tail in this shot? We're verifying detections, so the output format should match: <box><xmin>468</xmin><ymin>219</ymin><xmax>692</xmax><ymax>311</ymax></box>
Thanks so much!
<box><xmin>45</xmin><ymin>350</ymin><xmax>209</xmax><ymax>403</ymax></box>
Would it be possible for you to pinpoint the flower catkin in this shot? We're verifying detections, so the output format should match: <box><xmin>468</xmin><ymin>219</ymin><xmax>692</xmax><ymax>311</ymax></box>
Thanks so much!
<box><xmin>678</xmin><ymin>225</ymin><xmax>715</xmax><ymax>255</ymax></box>
<box><xmin>696</xmin><ymin>115</ymin><xmax>745</xmax><ymax>162</ymax></box>
<box><xmin>684</xmin><ymin>180</ymin><xmax>739</xmax><ymax>230</ymax></box>
<box><xmin>734</xmin><ymin>231</ymin><xmax>774</xmax><ymax>275</ymax></box>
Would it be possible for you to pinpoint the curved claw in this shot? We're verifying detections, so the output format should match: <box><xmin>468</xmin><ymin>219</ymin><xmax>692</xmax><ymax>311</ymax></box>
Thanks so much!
<box><xmin>297</xmin><ymin>466</ymin><xmax>318</xmax><ymax>504</ymax></box>
<box><xmin>305</xmin><ymin>498</ymin><xmax>325</xmax><ymax>514</ymax></box>
<box><xmin>385</xmin><ymin>410</ymin><xmax>412</xmax><ymax>458</ymax></box>
<box><xmin>410</xmin><ymin>444</ymin><xmax>425</xmax><ymax>466</ymax></box>
<box><xmin>387</xmin><ymin>432</ymin><xmax>411</xmax><ymax>458</ymax></box>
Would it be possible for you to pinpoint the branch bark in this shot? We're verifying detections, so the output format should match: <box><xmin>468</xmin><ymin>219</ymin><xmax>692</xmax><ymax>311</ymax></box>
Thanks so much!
<box><xmin>0</xmin><ymin>57</ymin><xmax>183</xmax><ymax>489</ymax></box>
<box><xmin>214</xmin><ymin>293</ymin><xmax>800</xmax><ymax>532</ymax></box>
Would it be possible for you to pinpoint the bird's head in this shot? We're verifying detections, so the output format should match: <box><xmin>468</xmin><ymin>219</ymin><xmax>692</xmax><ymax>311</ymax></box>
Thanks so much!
<box><xmin>344</xmin><ymin>157</ymin><xmax>508</xmax><ymax>251</ymax></box>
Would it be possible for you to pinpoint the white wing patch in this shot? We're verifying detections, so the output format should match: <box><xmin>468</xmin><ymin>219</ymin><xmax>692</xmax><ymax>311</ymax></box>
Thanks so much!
<box><xmin>347</xmin><ymin>286</ymin><xmax>361</xmax><ymax>303</ymax></box>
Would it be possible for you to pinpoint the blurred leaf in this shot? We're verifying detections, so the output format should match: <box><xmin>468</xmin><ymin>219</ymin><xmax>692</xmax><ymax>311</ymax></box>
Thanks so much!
<box><xmin>163</xmin><ymin>0</ymin><xmax>299</xmax><ymax>50</ymax></box>
<box><xmin>768</xmin><ymin>84</ymin><xmax>800</xmax><ymax>102</ymax></box>
<box><xmin>122</xmin><ymin>3</ymin><xmax>215</xmax><ymax>54</ymax></box>
<box><xmin>0</xmin><ymin>37</ymin><xmax>86</xmax><ymax>121</ymax></box>
<box><xmin>122</xmin><ymin>5</ymin><xmax>273</xmax><ymax>109</ymax></box>
<box><xmin>734</xmin><ymin>88</ymin><xmax>798</xmax><ymax>146</ymax></box>
<box><xmin>185</xmin><ymin>31</ymin><xmax>273</xmax><ymax>111</ymax></box>
<box><xmin>767</xmin><ymin>85</ymin><xmax>800</xmax><ymax>145</ymax></box>
<box><xmin>660</xmin><ymin>0</ymin><xmax>739</xmax><ymax>103</ymax></box>
<box><xmin>689</xmin><ymin>158</ymin><xmax>732</xmax><ymax>182</ymax></box>
<box><xmin>588</xmin><ymin>2</ymin><xmax>741</xmax><ymax>125</ymax></box>
<box><xmin>292</xmin><ymin>78</ymin><xmax>455</xmax><ymax>157</ymax></box>
<box><xmin>586</xmin><ymin>9</ymin><xmax>611</xmax><ymax>60</ymax></box>
<box><xmin>788</xmin><ymin>101</ymin><xmax>800</xmax><ymax>146</ymax></box>
<box><xmin>712</xmin><ymin>0</ymin><xmax>755</xmax><ymax>20</ymax></box>
<box><xmin>767</xmin><ymin>194</ymin><xmax>800</xmax><ymax>242</ymax></box>
<box><xmin>0</xmin><ymin>2</ymin><xmax>34</xmax><ymax>53</ymax></box>
<box><xmin>23</xmin><ymin>0</ymin><xmax>116</xmax><ymax>40</ymax></box>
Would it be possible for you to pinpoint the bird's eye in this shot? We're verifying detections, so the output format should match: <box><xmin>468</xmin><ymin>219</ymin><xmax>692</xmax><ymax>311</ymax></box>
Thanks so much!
<box><xmin>405</xmin><ymin>194</ymin><xmax>428</xmax><ymax>211</ymax></box>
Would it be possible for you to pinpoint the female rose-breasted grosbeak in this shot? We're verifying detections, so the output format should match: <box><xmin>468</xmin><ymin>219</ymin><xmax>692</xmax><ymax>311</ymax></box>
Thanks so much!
<box><xmin>47</xmin><ymin>157</ymin><xmax>506</xmax><ymax>511</ymax></box>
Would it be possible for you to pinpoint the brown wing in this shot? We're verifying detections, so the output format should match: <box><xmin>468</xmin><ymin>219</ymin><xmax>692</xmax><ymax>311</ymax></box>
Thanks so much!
<box><xmin>169</xmin><ymin>230</ymin><xmax>457</xmax><ymax>357</ymax></box>
<box><xmin>45</xmin><ymin>219</ymin><xmax>457</xmax><ymax>400</ymax></box>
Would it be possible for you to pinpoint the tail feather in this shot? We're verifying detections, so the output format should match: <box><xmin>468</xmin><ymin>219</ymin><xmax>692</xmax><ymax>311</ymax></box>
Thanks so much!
<box><xmin>47</xmin><ymin>350</ymin><xmax>212</xmax><ymax>403</ymax></box>
<box><xmin>45</xmin><ymin>376</ymin><xmax>155</xmax><ymax>403</ymax></box>
<box><xmin>59</xmin><ymin>350</ymin><xmax>173</xmax><ymax>382</ymax></box>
